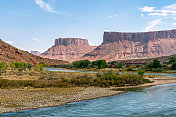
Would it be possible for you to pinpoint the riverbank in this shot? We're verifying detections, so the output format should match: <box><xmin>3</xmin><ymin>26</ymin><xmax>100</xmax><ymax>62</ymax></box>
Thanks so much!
<box><xmin>0</xmin><ymin>87</ymin><xmax>123</xmax><ymax>114</ymax></box>
<box><xmin>1</xmin><ymin>75</ymin><xmax>176</xmax><ymax>114</ymax></box>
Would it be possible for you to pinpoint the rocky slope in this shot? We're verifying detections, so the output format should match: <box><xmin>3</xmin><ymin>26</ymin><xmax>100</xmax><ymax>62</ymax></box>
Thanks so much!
<box><xmin>82</xmin><ymin>29</ymin><xmax>176</xmax><ymax>61</ymax></box>
<box><xmin>0</xmin><ymin>39</ymin><xmax>67</xmax><ymax>65</ymax></box>
<box><xmin>40</xmin><ymin>38</ymin><xmax>97</xmax><ymax>61</ymax></box>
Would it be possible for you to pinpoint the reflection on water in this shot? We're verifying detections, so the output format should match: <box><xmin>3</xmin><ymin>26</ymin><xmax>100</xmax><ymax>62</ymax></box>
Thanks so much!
<box><xmin>2</xmin><ymin>83</ymin><xmax>176</xmax><ymax>117</ymax></box>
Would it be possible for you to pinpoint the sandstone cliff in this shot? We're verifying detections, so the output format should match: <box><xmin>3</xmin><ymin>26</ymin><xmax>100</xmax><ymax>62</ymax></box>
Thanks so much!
<box><xmin>82</xmin><ymin>29</ymin><xmax>176</xmax><ymax>61</ymax></box>
<box><xmin>40</xmin><ymin>38</ymin><xmax>97</xmax><ymax>61</ymax></box>
<box><xmin>0</xmin><ymin>39</ymin><xmax>68</xmax><ymax>65</ymax></box>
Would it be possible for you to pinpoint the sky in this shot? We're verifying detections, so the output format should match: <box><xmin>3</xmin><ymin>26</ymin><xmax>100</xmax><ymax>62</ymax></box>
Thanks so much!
<box><xmin>1</xmin><ymin>0</ymin><xmax>176</xmax><ymax>52</ymax></box>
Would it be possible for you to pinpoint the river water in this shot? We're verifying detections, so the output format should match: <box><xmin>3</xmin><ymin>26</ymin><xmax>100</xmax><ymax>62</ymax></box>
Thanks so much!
<box><xmin>1</xmin><ymin>69</ymin><xmax>176</xmax><ymax>117</ymax></box>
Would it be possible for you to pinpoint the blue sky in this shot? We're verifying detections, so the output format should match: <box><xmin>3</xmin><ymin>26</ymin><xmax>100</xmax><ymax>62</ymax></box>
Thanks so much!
<box><xmin>1</xmin><ymin>0</ymin><xmax>176</xmax><ymax>52</ymax></box>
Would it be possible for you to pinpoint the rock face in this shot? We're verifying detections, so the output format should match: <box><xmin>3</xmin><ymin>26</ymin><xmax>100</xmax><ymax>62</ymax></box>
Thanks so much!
<box><xmin>82</xmin><ymin>29</ymin><xmax>176</xmax><ymax>61</ymax></box>
<box><xmin>31</xmin><ymin>51</ymin><xmax>41</xmax><ymax>56</ymax></box>
<box><xmin>0</xmin><ymin>39</ymin><xmax>68</xmax><ymax>65</ymax></box>
<box><xmin>40</xmin><ymin>38</ymin><xmax>97</xmax><ymax>61</ymax></box>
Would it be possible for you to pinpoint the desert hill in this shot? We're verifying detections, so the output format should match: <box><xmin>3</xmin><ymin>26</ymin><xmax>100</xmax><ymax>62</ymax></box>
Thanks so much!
<box><xmin>0</xmin><ymin>39</ymin><xmax>68</xmax><ymax>65</ymax></box>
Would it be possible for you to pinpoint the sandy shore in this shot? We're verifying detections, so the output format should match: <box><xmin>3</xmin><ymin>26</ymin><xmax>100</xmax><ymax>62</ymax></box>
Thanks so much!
<box><xmin>1</xmin><ymin>75</ymin><xmax>176</xmax><ymax>114</ymax></box>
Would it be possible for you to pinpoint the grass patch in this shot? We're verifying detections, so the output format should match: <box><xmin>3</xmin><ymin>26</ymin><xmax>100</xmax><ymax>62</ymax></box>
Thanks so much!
<box><xmin>54</xmin><ymin>99</ymin><xmax>60</xmax><ymax>102</ymax></box>
<box><xmin>5</xmin><ymin>103</ymin><xmax>24</xmax><ymax>108</ymax></box>
<box><xmin>0</xmin><ymin>72</ymin><xmax>152</xmax><ymax>88</ymax></box>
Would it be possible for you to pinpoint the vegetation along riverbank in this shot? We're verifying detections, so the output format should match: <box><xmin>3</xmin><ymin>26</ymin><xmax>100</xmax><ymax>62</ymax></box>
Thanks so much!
<box><xmin>1</xmin><ymin>57</ymin><xmax>176</xmax><ymax>113</ymax></box>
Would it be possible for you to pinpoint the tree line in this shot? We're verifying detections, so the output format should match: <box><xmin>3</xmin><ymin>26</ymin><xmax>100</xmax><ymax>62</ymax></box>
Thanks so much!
<box><xmin>72</xmin><ymin>60</ymin><xmax>107</xmax><ymax>69</ymax></box>
<box><xmin>0</xmin><ymin>62</ymin><xmax>47</xmax><ymax>74</ymax></box>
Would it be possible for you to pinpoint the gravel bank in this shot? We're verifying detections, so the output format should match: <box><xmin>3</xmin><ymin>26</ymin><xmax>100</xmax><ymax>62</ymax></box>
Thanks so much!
<box><xmin>0</xmin><ymin>87</ymin><xmax>122</xmax><ymax>114</ymax></box>
<box><xmin>1</xmin><ymin>75</ymin><xmax>176</xmax><ymax>114</ymax></box>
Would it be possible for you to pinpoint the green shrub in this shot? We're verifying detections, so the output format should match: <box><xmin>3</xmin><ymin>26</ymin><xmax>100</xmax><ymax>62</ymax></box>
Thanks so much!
<box><xmin>127</xmin><ymin>66</ymin><xmax>133</xmax><ymax>71</ymax></box>
<box><xmin>138</xmin><ymin>69</ymin><xmax>145</xmax><ymax>76</ymax></box>
<box><xmin>169</xmin><ymin>56</ymin><xmax>176</xmax><ymax>64</ymax></box>
<box><xmin>10</xmin><ymin>62</ymin><xmax>33</xmax><ymax>72</ymax></box>
<box><xmin>117</xmin><ymin>63</ymin><xmax>125</xmax><ymax>68</ymax></box>
<box><xmin>36</xmin><ymin>63</ymin><xmax>47</xmax><ymax>71</ymax></box>
<box><xmin>91</xmin><ymin>60</ymin><xmax>107</xmax><ymax>69</ymax></box>
<box><xmin>151</xmin><ymin>68</ymin><xmax>163</xmax><ymax>72</ymax></box>
<box><xmin>145</xmin><ymin>59</ymin><xmax>162</xmax><ymax>69</ymax></box>
<box><xmin>0</xmin><ymin>72</ymin><xmax>152</xmax><ymax>88</ymax></box>
<box><xmin>73</xmin><ymin>60</ymin><xmax>91</xmax><ymax>68</ymax></box>
<box><xmin>171</xmin><ymin>62</ymin><xmax>176</xmax><ymax>70</ymax></box>
<box><xmin>0</xmin><ymin>62</ymin><xmax>8</xmax><ymax>75</ymax></box>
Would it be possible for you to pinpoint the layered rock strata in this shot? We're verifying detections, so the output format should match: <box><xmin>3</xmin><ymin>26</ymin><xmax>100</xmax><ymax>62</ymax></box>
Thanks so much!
<box><xmin>40</xmin><ymin>38</ymin><xmax>97</xmax><ymax>61</ymax></box>
<box><xmin>82</xmin><ymin>29</ymin><xmax>176</xmax><ymax>61</ymax></box>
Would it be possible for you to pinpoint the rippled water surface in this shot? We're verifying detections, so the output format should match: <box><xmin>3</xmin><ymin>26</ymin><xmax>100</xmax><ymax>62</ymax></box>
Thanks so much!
<box><xmin>46</xmin><ymin>68</ymin><xmax>176</xmax><ymax>77</ymax></box>
<box><xmin>1</xmin><ymin>83</ymin><xmax>176</xmax><ymax>117</ymax></box>
<box><xmin>2</xmin><ymin>69</ymin><xmax>176</xmax><ymax>117</ymax></box>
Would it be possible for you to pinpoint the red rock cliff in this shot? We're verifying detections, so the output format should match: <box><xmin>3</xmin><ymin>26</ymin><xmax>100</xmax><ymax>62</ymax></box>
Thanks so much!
<box><xmin>40</xmin><ymin>38</ymin><xmax>97</xmax><ymax>62</ymax></box>
<box><xmin>55</xmin><ymin>38</ymin><xmax>89</xmax><ymax>46</ymax></box>
<box><xmin>82</xmin><ymin>29</ymin><xmax>176</xmax><ymax>61</ymax></box>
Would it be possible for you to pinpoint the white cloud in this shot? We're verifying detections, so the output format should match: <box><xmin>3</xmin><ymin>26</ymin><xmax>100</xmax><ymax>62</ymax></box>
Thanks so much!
<box><xmin>140</xmin><ymin>4</ymin><xmax>176</xmax><ymax>17</ymax></box>
<box><xmin>140</xmin><ymin>6</ymin><xmax>156</xmax><ymax>12</ymax></box>
<box><xmin>143</xmin><ymin>19</ymin><xmax>162</xmax><ymax>32</ymax></box>
<box><xmin>104</xmin><ymin>30</ymin><xmax>110</xmax><ymax>32</ymax></box>
<box><xmin>106</xmin><ymin>14</ymin><xmax>118</xmax><ymax>19</ymax></box>
<box><xmin>172</xmin><ymin>23</ymin><xmax>176</xmax><ymax>26</ymax></box>
<box><xmin>140</xmin><ymin>14</ymin><xmax>144</xmax><ymax>17</ymax></box>
<box><xmin>35</xmin><ymin>0</ymin><xmax>57</xmax><ymax>13</ymax></box>
<box><xmin>148</xmin><ymin>12</ymin><xmax>167</xmax><ymax>16</ymax></box>
<box><xmin>5</xmin><ymin>41</ymin><xmax>15</xmax><ymax>44</ymax></box>
<box><xmin>165</xmin><ymin>3</ymin><xmax>176</xmax><ymax>10</ymax></box>
<box><xmin>32</xmin><ymin>37</ymin><xmax>40</xmax><ymax>42</ymax></box>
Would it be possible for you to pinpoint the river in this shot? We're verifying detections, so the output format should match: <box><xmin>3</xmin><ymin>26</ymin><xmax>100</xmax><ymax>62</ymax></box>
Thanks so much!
<box><xmin>1</xmin><ymin>68</ymin><xmax>176</xmax><ymax>117</ymax></box>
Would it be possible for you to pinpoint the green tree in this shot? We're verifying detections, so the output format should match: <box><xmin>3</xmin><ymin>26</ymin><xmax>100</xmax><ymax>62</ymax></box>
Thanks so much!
<box><xmin>91</xmin><ymin>61</ymin><xmax>98</xmax><ymax>68</ymax></box>
<box><xmin>97</xmin><ymin>60</ymin><xmax>107</xmax><ymax>69</ymax></box>
<box><xmin>110</xmin><ymin>61</ymin><xmax>116</xmax><ymax>65</ymax></box>
<box><xmin>146</xmin><ymin>59</ymin><xmax>162</xmax><ymax>69</ymax></box>
<box><xmin>171</xmin><ymin>62</ymin><xmax>176</xmax><ymax>70</ymax></box>
<box><xmin>36</xmin><ymin>63</ymin><xmax>47</xmax><ymax>71</ymax></box>
<box><xmin>117</xmin><ymin>63</ymin><xmax>124</xmax><ymax>68</ymax></box>
<box><xmin>10</xmin><ymin>62</ymin><xmax>31</xmax><ymax>72</ymax></box>
<box><xmin>152</xmin><ymin>59</ymin><xmax>162</xmax><ymax>68</ymax></box>
<box><xmin>10</xmin><ymin>63</ymin><xmax>16</xmax><ymax>69</ymax></box>
<box><xmin>138</xmin><ymin>69</ymin><xmax>145</xmax><ymax>76</ymax></box>
<box><xmin>73</xmin><ymin>60</ymin><xmax>91</xmax><ymax>68</ymax></box>
<box><xmin>145</xmin><ymin>63</ymin><xmax>153</xmax><ymax>69</ymax></box>
<box><xmin>27</xmin><ymin>63</ymin><xmax>32</xmax><ymax>70</ymax></box>
<box><xmin>91</xmin><ymin>60</ymin><xmax>107</xmax><ymax>69</ymax></box>
<box><xmin>73</xmin><ymin>61</ymin><xmax>81</xmax><ymax>68</ymax></box>
<box><xmin>80</xmin><ymin>60</ymin><xmax>91</xmax><ymax>68</ymax></box>
<box><xmin>0</xmin><ymin>62</ymin><xmax>8</xmax><ymax>75</ymax></box>
<box><xmin>127</xmin><ymin>66</ymin><xmax>133</xmax><ymax>71</ymax></box>
<box><xmin>169</xmin><ymin>56</ymin><xmax>176</xmax><ymax>64</ymax></box>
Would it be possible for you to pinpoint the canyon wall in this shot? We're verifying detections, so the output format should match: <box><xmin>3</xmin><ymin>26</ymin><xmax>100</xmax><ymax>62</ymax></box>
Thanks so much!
<box><xmin>82</xmin><ymin>29</ymin><xmax>176</xmax><ymax>61</ymax></box>
<box><xmin>40</xmin><ymin>38</ymin><xmax>97</xmax><ymax>61</ymax></box>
